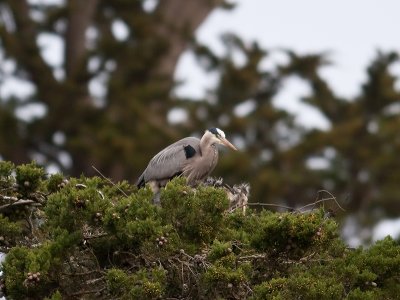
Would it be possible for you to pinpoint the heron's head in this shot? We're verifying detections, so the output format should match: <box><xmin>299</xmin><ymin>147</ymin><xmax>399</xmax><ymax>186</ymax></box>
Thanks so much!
<box><xmin>207</xmin><ymin>127</ymin><xmax>237</xmax><ymax>151</ymax></box>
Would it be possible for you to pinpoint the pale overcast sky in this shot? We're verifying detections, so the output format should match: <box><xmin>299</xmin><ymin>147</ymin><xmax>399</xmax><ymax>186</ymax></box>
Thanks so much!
<box><xmin>175</xmin><ymin>0</ymin><xmax>400</xmax><ymax>129</ymax></box>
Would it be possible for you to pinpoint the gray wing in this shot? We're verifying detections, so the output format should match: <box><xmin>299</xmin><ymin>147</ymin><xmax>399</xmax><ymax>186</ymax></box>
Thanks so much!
<box><xmin>136</xmin><ymin>137</ymin><xmax>200</xmax><ymax>187</ymax></box>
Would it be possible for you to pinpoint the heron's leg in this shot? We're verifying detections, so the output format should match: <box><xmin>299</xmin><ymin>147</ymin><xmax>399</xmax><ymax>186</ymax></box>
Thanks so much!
<box><xmin>153</xmin><ymin>192</ymin><xmax>161</xmax><ymax>206</ymax></box>
<box><xmin>149</xmin><ymin>181</ymin><xmax>161</xmax><ymax>206</ymax></box>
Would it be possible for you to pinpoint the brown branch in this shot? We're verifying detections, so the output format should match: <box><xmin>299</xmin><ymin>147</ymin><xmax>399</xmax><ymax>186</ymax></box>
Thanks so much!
<box><xmin>0</xmin><ymin>195</ymin><xmax>18</xmax><ymax>201</ymax></box>
<box><xmin>247</xmin><ymin>190</ymin><xmax>345</xmax><ymax>214</ymax></box>
<box><xmin>299</xmin><ymin>190</ymin><xmax>345</xmax><ymax>212</ymax></box>
<box><xmin>83</xmin><ymin>232</ymin><xmax>108</xmax><ymax>240</ymax></box>
<box><xmin>62</xmin><ymin>270</ymin><xmax>105</xmax><ymax>277</ymax></box>
<box><xmin>68</xmin><ymin>286</ymin><xmax>106</xmax><ymax>297</ymax></box>
<box><xmin>65</xmin><ymin>0</ymin><xmax>98</xmax><ymax>79</ymax></box>
<box><xmin>237</xmin><ymin>254</ymin><xmax>267</xmax><ymax>261</ymax></box>
<box><xmin>247</xmin><ymin>202</ymin><xmax>300</xmax><ymax>212</ymax></box>
<box><xmin>153</xmin><ymin>0</ymin><xmax>223</xmax><ymax>77</ymax></box>
<box><xmin>0</xmin><ymin>199</ymin><xmax>40</xmax><ymax>211</ymax></box>
<box><xmin>280</xmin><ymin>251</ymin><xmax>318</xmax><ymax>265</ymax></box>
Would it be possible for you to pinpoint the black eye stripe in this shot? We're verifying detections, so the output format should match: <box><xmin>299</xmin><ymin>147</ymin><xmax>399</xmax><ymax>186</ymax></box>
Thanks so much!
<box><xmin>208</xmin><ymin>127</ymin><xmax>220</xmax><ymax>136</ymax></box>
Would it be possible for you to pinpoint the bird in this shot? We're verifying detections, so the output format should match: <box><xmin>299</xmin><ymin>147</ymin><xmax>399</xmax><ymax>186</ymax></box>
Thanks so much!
<box><xmin>136</xmin><ymin>128</ymin><xmax>237</xmax><ymax>200</ymax></box>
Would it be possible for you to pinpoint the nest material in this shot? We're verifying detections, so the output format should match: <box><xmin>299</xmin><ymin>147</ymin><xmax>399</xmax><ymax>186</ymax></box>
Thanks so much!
<box><xmin>204</xmin><ymin>177</ymin><xmax>250</xmax><ymax>214</ymax></box>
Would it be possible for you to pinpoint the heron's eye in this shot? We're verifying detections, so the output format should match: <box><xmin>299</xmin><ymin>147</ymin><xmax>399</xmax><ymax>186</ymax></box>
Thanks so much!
<box><xmin>208</xmin><ymin>127</ymin><xmax>225</xmax><ymax>138</ymax></box>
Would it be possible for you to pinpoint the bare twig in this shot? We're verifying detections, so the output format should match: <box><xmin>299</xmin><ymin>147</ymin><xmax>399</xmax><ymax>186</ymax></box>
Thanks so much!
<box><xmin>92</xmin><ymin>166</ymin><xmax>128</xmax><ymax>197</ymax></box>
<box><xmin>26</xmin><ymin>210</ymin><xmax>37</xmax><ymax>238</ymax></box>
<box><xmin>0</xmin><ymin>195</ymin><xmax>18</xmax><ymax>201</ymax></box>
<box><xmin>83</xmin><ymin>232</ymin><xmax>108</xmax><ymax>240</ymax></box>
<box><xmin>88</xmin><ymin>247</ymin><xmax>102</xmax><ymax>271</ymax></box>
<box><xmin>246</xmin><ymin>190</ymin><xmax>344</xmax><ymax>214</ymax></box>
<box><xmin>0</xmin><ymin>199</ymin><xmax>40</xmax><ymax>211</ymax></box>
<box><xmin>0</xmin><ymin>186</ymin><xmax>15</xmax><ymax>193</ymax></box>
<box><xmin>281</xmin><ymin>251</ymin><xmax>317</xmax><ymax>265</ymax></box>
<box><xmin>68</xmin><ymin>286</ymin><xmax>106</xmax><ymax>297</ymax></box>
<box><xmin>238</xmin><ymin>254</ymin><xmax>267</xmax><ymax>261</ymax></box>
<box><xmin>247</xmin><ymin>202</ymin><xmax>300</xmax><ymax>212</ymax></box>
<box><xmin>75</xmin><ymin>183</ymin><xmax>87</xmax><ymax>189</ymax></box>
<box><xmin>228</xmin><ymin>203</ymin><xmax>248</xmax><ymax>213</ymax></box>
<box><xmin>299</xmin><ymin>190</ymin><xmax>345</xmax><ymax>212</ymax></box>
<box><xmin>86</xmin><ymin>277</ymin><xmax>104</xmax><ymax>285</ymax></box>
<box><xmin>244</xmin><ymin>283</ymin><xmax>254</xmax><ymax>294</ymax></box>
<box><xmin>62</xmin><ymin>269</ymin><xmax>105</xmax><ymax>277</ymax></box>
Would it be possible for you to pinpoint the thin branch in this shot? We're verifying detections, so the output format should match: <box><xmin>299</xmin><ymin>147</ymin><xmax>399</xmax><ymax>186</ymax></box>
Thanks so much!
<box><xmin>0</xmin><ymin>199</ymin><xmax>40</xmax><ymax>211</ymax></box>
<box><xmin>238</xmin><ymin>254</ymin><xmax>267</xmax><ymax>261</ymax></box>
<box><xmin>86</xmin><ymin>277</ymin><xmax>104</xmax><ymax>285</ymax></box>
<box><xmin>26</xmin><ymin>209</ymin><xmax>37</xmax><ymax>238</ymax></box>
<box><xmin>228</xmin><ymin>203</ymin><xmax>247</xmax><ymax>213</ymax></box>
<box><xmin>247</xmin><ymin>190</ymin><xmax>345</xmax><ymax>214</ymax></box>
<box><xmin>247</xmin><ymin>202</ymin><xmax>300</xmax><ymax>212</ymax></box>
<box><xmin>83</xmin><ymin>232</ymin><xmax>108</xmax><ymax>240</ymax></box>
<box><xmin>62</xmin><ymin>269</ymin><xmax>105</xmax><ymax>277</ymax></box>
<box><xmin>0</xmin><ymin>195</ymin><xmax>18</xmax><ymax>201</ymax></box>
<box><xmin>299</xmin><ymin>190</ymin><xmax>345</xmax><ymax>212</ymax></box>
<box><xmin>280</xmin><ymin>251</ymin><xmax>317</xmax><ymax>265</ymax></box>
<box><xmin>68</xmin><ymin>286</ymin><xmax>106</xmax><ymax>297</ymax></box>
<box><xmin>92</xmin><ymin>165</ymin><xmax>128</xmax><ymax>197</ymax></box>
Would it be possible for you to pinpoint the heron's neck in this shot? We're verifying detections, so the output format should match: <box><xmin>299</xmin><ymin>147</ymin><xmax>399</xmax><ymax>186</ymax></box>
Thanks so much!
<box><xmin>200</xmin><ymin>134</ymin><xmax>216</xmax><ymax>157</ymax></box>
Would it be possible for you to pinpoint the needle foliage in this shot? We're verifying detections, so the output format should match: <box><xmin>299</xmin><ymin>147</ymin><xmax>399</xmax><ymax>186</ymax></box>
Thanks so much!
<box><xmin>0</xmin><ymin>162</ymin><xmax>399</xmax><ymax>299</ymax></box>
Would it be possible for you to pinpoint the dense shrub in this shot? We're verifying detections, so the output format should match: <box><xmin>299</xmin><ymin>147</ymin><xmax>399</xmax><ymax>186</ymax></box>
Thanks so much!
<box><xmin>0</xmin><ymin>162</ymin><xmax>399</xmax><ymax>299</ymax></box>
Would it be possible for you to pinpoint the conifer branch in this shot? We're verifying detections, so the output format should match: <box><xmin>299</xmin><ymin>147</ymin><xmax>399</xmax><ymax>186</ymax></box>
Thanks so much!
<box><xmin>0</xmin><ymin>198</ymin><xmax>40</xmax><ymax>212</ymax></box>
<box><xmin>91</xmin><ymin>165</ymin><xmax>128</xmax><ymax>197</ymax></box>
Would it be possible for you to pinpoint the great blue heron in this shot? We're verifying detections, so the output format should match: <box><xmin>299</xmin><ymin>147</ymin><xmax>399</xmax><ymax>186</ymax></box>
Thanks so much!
<box><xmin>136</xmin><ymin>128</ymin><xmax>237</xmax><ymax>196</ymax></box>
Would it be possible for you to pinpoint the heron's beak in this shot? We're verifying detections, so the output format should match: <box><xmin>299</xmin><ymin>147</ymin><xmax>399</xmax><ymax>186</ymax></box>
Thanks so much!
<box><xmin>220</xmin><ymin>137</ymin><xmax>238</xmax><ymax>151</ymax></box>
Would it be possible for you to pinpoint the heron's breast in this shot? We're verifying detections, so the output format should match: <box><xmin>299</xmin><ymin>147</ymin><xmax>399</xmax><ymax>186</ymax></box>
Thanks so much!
<box><xmin>209</xmin><ymin>145</ymin><xmax>219</xmax><ymax>169</ymax></box>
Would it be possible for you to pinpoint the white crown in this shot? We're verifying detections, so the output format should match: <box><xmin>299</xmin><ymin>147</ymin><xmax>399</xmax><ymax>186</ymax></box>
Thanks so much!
<box><xmin>216</xmin><ymin>128</ymin><xmax>225</xmax><ymax>138</ymax></box>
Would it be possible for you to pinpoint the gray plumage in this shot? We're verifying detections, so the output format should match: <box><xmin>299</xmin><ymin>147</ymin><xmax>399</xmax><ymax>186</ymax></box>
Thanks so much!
<box><xmin>136</xmin><ymin>128</ymin><xmax>237</xmax><ymax>191</ymax></box>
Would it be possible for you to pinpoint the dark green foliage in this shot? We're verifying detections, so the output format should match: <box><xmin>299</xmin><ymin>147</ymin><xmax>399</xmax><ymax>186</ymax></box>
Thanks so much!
<box><xmin>160</xmin><ymin>177</ymin><xmax>230</xmax><ymax>244</ymax></box>
<box><xmin>202</xmin><ymin>255</ymin><xmax>251</xmax><ymax>299</ymax></box>
<box><xmin>251</xmin><ymin>237</ymin><xmax>400</xmax><ymax>300</ymax></box>
<box><xmin>0</xmin><ymin>215</ymin><xmax>22</xmax><ymax>243</ymax></box>
<box><xmin>3</xmin><ymin>230</ymin><xmax>80</xmax><ymax>299</ymax></box>
<box><xmin>46</xmin><ymin>173</ymin><xmax>65</xmax><ymax>193</ymax></box>
<box><xmin>45</xmin><ymin>290</ymin><xmax>62</xmax><ymax>300</ymax></box>
<box><xmin>15</xmin><ymin>162</ymin><xmax>45</xmax><ymax>196</ymax></box>
<box><xmin>0</xmin><ymin>161</ymin><xmax>14</xmax><ymax>178</ymax></box>
<box><xmin>252</xmin><ymin>275</ymin><xmax>344</xmax><ymax>300</ymax></box>
<box><xmin>45</xmin><ymin>177</ymin><xmax>115</xmax><ymax>232</ymax></box>
<box><xmin>102</xmin><ymin>187</ymin><xmax>165</xmax><ymax>251</ymax></box>
<box><xmin>248</xmin><ymin>209</ymin><xmax>337</xmax><ymax>257</ymax></box>
<box><xmin>1</xmin><ymin>163</ymin><xmax>400</xmax><ymax>299</ymax></box>
<box><xmin>0</xmin><ymin>161</ymin><xmax>15</xmax><ymax>190</ymax></box>
<box><xmin>106</xmin><ymin>267</ymin><xmax>167</xmax><ymax>299</ymax></box>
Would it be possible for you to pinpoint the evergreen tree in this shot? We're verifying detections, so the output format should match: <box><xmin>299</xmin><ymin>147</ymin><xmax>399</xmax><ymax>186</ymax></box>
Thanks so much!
<box><xmin>1</xmin><ymin>1</ymin><xmax>400</xmax><ymax>240</ymax></box>
<box><xmin>1</xmin><ymin>162</ymin><xmax>399</xmax><ymax>299</ymax></box>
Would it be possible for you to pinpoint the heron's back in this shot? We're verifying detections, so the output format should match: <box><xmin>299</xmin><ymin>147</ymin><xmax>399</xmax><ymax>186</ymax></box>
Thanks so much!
<box><xmin>137</xmin><ymin>137</ymin><xmax>201</xmax><ymax>187</ymax></box>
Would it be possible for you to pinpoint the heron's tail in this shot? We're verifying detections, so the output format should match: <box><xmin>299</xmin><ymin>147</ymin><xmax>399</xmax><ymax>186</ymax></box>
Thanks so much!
<box><xmin>136</xmin><ymin>174</ymin><xmax>145</xmax><ymax>188</ymax></box>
